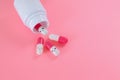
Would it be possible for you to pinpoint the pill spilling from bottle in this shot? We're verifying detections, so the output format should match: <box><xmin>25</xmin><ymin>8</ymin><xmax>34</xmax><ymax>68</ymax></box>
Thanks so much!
<box><xmin>34</xmin><ymin>23</ymin><xmax>48</xmax><ymax>35</ymax></box>
<box><xmin>14</xmin><ymin>0</ymin><xmax>68</xmax><ymax>57</ymax></box>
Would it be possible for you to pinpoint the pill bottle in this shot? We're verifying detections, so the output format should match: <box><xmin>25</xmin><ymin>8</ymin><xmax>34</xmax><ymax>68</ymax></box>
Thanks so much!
<box><xmin>14</xmin><ymin>0</ymin><xmax>49</xmax><ymax>34</ymax></box>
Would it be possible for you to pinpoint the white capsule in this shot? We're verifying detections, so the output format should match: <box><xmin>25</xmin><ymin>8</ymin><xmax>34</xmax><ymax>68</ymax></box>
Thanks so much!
<box><xmin>38</xmin><ymin>27</ymin><xmax>48</xmax><ymax>35</ymax></box>
<box><xmin>49</xmin><ymin>34</ymin><xmax>59</xmax><ymax>41</ymax></box>
<box><xmin>36</xmin><ymin>44</ymin><xmax>44</xmax><ymax>55</ymax></box>
<box><xmin>50</xmin><ymin>46</ymin><xmax>60</xmax><ymax>56</ymax></box>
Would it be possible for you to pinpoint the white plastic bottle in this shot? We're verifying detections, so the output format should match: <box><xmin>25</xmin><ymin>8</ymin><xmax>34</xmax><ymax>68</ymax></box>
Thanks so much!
<box><xmin>14</xmin><ymin>0</ymin><xmax>49</xmax><ymax>35</ymax></box>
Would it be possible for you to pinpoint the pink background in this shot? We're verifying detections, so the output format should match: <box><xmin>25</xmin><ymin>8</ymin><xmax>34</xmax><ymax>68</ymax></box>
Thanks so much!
<box><xmin>0</xmin><ymin>0</ymin><xmax>120</xmax><ymax>80</ymax></box>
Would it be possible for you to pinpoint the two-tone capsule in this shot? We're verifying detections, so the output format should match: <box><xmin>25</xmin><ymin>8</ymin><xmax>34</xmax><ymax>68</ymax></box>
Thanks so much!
<box><xmin>49</xmin><ymin>34</ymin><xmax>68</xmax><ymax>44</ymax></box>
<box><xmin>34</xmin><ymin>23</ymin><xmax>48</xmax><ymax>35</ymax></box>
<box><xmin>36</xmin><ymin>37</ymin><xmax>44</xmax><ymax>55</ymax></box>
<box><xmin>45</xmin><ymin>41</ymin><xmax>60</xmax><ymax>56</ymax></box>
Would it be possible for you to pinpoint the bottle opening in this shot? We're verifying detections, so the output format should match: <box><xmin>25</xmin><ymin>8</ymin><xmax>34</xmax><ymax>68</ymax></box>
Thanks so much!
<box><xmin>34</xmin><ymin>23</ymin><xmax>48</xmax><ymax>35</ymax></box>
<box><xmin>34</xmin><ymin>23</ymin><xmax>42</xmax><ymax>32</ymax></box>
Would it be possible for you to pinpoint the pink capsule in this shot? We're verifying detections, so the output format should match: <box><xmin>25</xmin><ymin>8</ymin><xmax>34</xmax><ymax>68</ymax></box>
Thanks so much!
<box><xmin>45</xmin><ymin>41</ymin><xmax>60</xmax><ymax>56</ymax></box>
<box><xmin>36</xmin><ymin>37</ymin><xmax>44</xmax><ymax>55</ymax></box>
<box><xmin>34</xmin><ymin>23</ymin><xmax>48</xmax><ymax>35</ymax></box>
<box><xmin>49</xmin><ymin>34</ymin><xmax>68</xmax><ymax>44</ymax></box>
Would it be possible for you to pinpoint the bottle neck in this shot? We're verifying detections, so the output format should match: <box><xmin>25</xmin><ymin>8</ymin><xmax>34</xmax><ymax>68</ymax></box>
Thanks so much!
<box><xmin>25</xmin><ymin>11</ymin><xmax>49</xmax><ymax>32</ymax></box>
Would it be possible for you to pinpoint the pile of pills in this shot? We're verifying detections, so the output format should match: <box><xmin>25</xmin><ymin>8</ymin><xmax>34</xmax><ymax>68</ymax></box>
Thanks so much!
<box><xmin>35</xmin><ymin>24</ymin><xmax>68</xmax><ymax>56</ymax></box>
